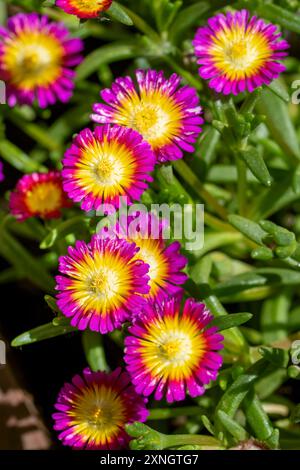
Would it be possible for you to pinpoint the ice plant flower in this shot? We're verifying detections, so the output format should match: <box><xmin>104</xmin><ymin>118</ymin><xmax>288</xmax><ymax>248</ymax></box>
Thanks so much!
<box><xmin>99</xmin><ymin>212</ymin><xmax>188</xmax><ymax>303</ymax></box>
<box><xmin>56</xmin><ymin>0</ymin><xmax>112</xmax><ymax>19</ymax></box>
<box><xmin>53</xmin><ymin>367</ymin><xmax>149</xmax><ymax>449</ymax></box>
<box><xmin>62</xmin><ymin>124</ymin><xmax>155</xmax><ymax>212</ymax></box>
<box><xmin>56</xmin><ymin>236</ymin><xmax>150</xmax><ymax>333</ymax></box>
<box><xmin>124</xmin><ymin>298</ymin><xmax>224</xmax><ymax>403</ymax></box>
<box><xmin>193</xmin><ymin>9</ymin><xmax>290</xmax><ymax>95</ymax></box>
<box><xmin>0</xmin><ymin>13</ymin><xmax>83</xmax><ymax>107</ymax></box>
<box><xmin>91</xmin><ymin>69</ymin><xmax>204</xmax><ymax>163</ymax></box>
<box><xmin>9</xmin><ymin>171</ymin><xmax>71</xmax><ymax>222</ymax></box>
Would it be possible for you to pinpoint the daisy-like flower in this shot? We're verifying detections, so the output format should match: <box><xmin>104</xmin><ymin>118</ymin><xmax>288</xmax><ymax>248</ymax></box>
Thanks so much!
<box><xmin>62</xmin><ymin>125</ymin><xmax>155</xmax><ymax>212</ymax></box>
<box><xmin>124</xmin><ymin>298</ymin><xmax>224</xmax><ymax>403</ymax></box>
<box><xmin>99</xmin><ymin>212</ymin><xmax>188</xmax><ymax>304</ymax></box>
<box><xmin>53</xmin><ymin>367</ymin><xmax>149</xmax><ymax>449</ymax></box>
<box><xmin>91</xmin><ymin>69</ymin><xmax>203</xmax><ymax>163</ymax></box>
<box><xmin>0</xmin><ymin>13</ymin><xmax>83</xmax><ymax>108</ymax></box>
<box><xmin>9</xmin><ymin>171</ymin><xmax>71</xmax><ymax>222</ymax></box>
<box><xmin>56</xmin><ymin>0</ymin><xmax>112</xmax><ymax>19</ymax></box>
<box><xmin>56</xmin><ymin>236</ymin><xmax>150</xmax><ymax>333</ymax></box>
<box><xmin>193</xmin><ymin>9</ymin><xmax>290</xmax><ymax>95</ymax></box>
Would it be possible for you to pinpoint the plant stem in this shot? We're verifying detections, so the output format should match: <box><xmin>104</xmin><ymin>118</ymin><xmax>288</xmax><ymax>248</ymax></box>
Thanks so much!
<box><xmin>165</xmin><ymin>434</ymin><xmax>224</xmax><ymax>450</ymax></box>
<box><xmin>118</xmin><ymin>4</ymin><xmax>161</xmax><ymax>42</ymax></box>
<box><xmin>240</xmin><ymin>88</ymin><xmax>262</xmax><ymax>114</ymax></box>
<box><xmin>204</xmin><ymin>213</ymin><xmax>235</xmax><ymax>232</ymax></box>
<box><xmin>163</xmin><ymin>56</ymin><xmax>202</xmax><ymax>90</ymax></box>
<box><xmin>149</xmin><ymin>406</ymin><xmax>203</xmax><ymax>420</ymax></box>
<box><xmin>82</xmin><ymin>330</ymin><xmax>109</xmax><ymax>372</ymax></box>
<box><xmin>173</xmin><ymin>160</ymin><xmax>228</xmax><ymax>220</ymax></box>
<box><xmin>236</xmin><ymin>156</ymin><xmax>247</xmax><ymax>216</ymax></box>
<box><xmin>109</xmin><ymin>330</ymin><xmax>124</xmax><ymax>348</ymax></box>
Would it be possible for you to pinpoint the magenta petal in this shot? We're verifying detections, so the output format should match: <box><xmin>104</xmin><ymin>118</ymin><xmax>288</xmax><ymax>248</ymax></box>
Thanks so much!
<box><xmin>91</xmin><ymin>69</ymin><xmax>203</xmax><ymax>163</ymax></box>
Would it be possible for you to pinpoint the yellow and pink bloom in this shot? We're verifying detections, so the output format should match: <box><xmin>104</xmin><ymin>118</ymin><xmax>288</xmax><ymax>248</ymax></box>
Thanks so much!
<box><xmin>193</xmin><ymin>9</ymin><xmax>289</xmax><ymax>95</ymax></box>
<box><xmin>53</xmin><ymin>367</ymin><xmax>149</xmax><ymax>449</ymax></box>
<box><xmin>91</xmin><ymin>69</ymin><xmax>204</xmax><ymax>163</ymax></box>
<box><xmin>9</xmin><ymin>171</ymin><xmax>71</xmax><ymax>221</ymax></box>
<box><xmin>56</xmin><ymin>0</ymin><xmax>112</xmax><ymax>19</ymax></box>
<box><xmin>55</xmin><ymin>236</ymin><xmax>150</xmax><ymax>334</ymax></box>
<box><xmin>0</xmin><ymin>13</ymin><xmax>83</xmax><ymax>107</ymax></box>
<box><xmin>99</xmin><ymin>212</ymin><xmax>188</xmax><ymax>304</ymax></box>
<box><xmin>124</xmin><ymin>298</ymin><xmax>224</xmax><ymax>403</ymax></box>
<box><xmin>62</xmin><ymin>125</ymin><xmax>155</xmax><ymax>212</ymax></box>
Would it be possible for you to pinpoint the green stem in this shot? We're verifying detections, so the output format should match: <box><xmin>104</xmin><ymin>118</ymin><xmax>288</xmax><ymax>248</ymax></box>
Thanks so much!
<box><xmin>204</xmin><ymin>213</ymin><xmax>235</xmax><ymax>232</ymax></box>
<box><xmin>149</xmin><ymin>406</ymin><xmax>203</xmax><ymax>420</ymax></box>
<box><xmin>7</xmin><ymin>109</ymin><xmax>61</xmax><ymax>152</ymax></box>
<box><xmin>118</xmin><ymin>4</ymin><xmax>161</xmax><ymax>42</ymax></box>
<box><xmin>82</xmin><ymin>330</ymin><xmax>109</xmax><ymax>372</ymax></box>
<box><xmin>163</xmin><ymin>56</ymin><xmax>202</xmax><ymax>91</ymax></box>
<box><xmin>173</xmin><ymin>160</ymin><xmax>228</xmax><ymax>220</ymax></box>
<box><xmin>165</xmin><ymin>434</ymin><xmax>224</xmax><ymax>450</ymax></box>
<box><xmin>240</xmin><ymin>88</ymin><xmax>262</xmax><ymax>114</ymax></box>
<box><xmin>109</xmin><ymin>330</ymin><xmax>124</xmax><ymax>348</ymax></box>
<box><xmin>243</xmin><ymin>390</ymin><xmax>279</xmax><ymax>449</ymax></box>
<box><xmin>236</xmin><ymin>156</ymin><xmax>247</xmax><ymax>216</ymax></box>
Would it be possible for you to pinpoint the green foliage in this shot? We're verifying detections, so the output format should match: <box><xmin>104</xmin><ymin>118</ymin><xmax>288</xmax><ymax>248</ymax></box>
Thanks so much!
<box><xmin>1</xmin><ymin>0</ymin><xmax>300</xmax><ymax>451</ymax></box>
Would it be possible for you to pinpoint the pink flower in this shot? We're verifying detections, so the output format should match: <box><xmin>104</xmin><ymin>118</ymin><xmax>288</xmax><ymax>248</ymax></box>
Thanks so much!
<box><xmin>193</xmin><ymin>9</ymin><xmax>289</xmax><ymax>95</ymax></box>
<box><xmin>125</xmin><ymin>297</ymin><xmax>224</xmax><ymax>403</ymax></box>
<box><xmin>56</xmin><ymin>236</ymin><xmax>150</xmax><ymax>334</ymax></box>
<box><xmin>0</xmin><ymin>13</ymin><xmax>83</xmax><ymax>107</ymax></box>
<box><xmin>53</xmin><ymin>367</ymin><xmax>149</xmax><ymax>449</ymax></box>
<box><xmin>91</xmin><ymin>69</ymin><xmax>203</xmax><ymax>163</ymax></box>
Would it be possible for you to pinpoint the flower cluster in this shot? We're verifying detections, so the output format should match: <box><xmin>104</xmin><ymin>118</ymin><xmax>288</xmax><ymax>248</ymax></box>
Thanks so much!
<box><xmin>52</xmin><ymin>298</ymin><xmax>223</xmax><ymax>449</ymax></box>
<box><xmin>2</xmin><ymin>4</ymin><xmax>290</xmax><ymax>452</ymax></box>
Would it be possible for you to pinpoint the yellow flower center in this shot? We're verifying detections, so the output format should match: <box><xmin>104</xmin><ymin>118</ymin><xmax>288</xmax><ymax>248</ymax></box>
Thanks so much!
<box><xmin>70</xmin><ymin>251</ymin><xmax>133</xmax><ymax>315</ymax></box>
<box><xmin>129</xmin><ymin>237</ymin><xmax>169</xmax><ymax>299</ymax></box>
<box><xmin>3</xmin><ymin>31</ymin><xmax>64</xmax><ymax>90</ymax></box>
<box><xmin>69</xmin><ymin>384</ymin><xmax>127</xmax><ymax>446</ymax></box>
<box><xmin>96</xmin><ymin>158</ymin><xmax>115</xmax><ymax>185</ymax></box>
<box><xmin>140</xmin><ymin>314</ymin><xmax>206</xmax><ymax>381</ymax></box>
<box><xmin>131</xmin><ymin>106</ymin><xmax>160</xmax><ymax>140</ymax></box>
<box><xmin>89</xmin><ymin>267</ymin><xmax>120</xmax><ymax>301</ymax></box>
<box><xmin>209</xmin><ymin>27</ymin><xmax>272</xmax><ymax>80</ymax></box>
<box><xmin>160</xmin><ymin>336</ymin><xmax>192</xmax><ymax>362</ymax></box>
<box><xmin>226</xmin><ymin>40</ymin><xmax>248</xmax><ymax>66</ymax></box>
<box><xmin>113</xmin><ymin>91</ymin><xmax>183</xmax><ymax>150</ymax></box>
<box><xmin>25</xmin><ymin>182</ymin><xmax>62</xmax><ymax>216</ymax></box>
<box><xmin>70</xmin><ymin>0</ymin><xmax>106</xmax><ymax>11</ymax></box>
<box><xmin>75</xmin><ymin>137</ymin><xmax>137</xmax><ymax>198</ymax></box>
